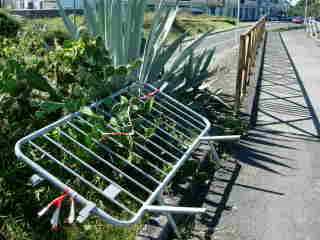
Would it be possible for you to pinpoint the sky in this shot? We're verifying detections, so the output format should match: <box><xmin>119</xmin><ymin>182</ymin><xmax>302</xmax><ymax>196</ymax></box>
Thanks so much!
<box><xmin>290</xmin><ymin>0</ymin><xmax>300</xmax><ymax>6</ymax></box>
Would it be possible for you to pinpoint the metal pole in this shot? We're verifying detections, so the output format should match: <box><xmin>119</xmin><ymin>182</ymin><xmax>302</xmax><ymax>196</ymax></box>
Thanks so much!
<box><xmin>235</xmin><ymin>0</ymin><xmax>241</xmax><ymax>44</ymax></box>
<box><xmin>304</xmin><ymin>0</ymin><xmax>308</xmax><ymax>25</ymax></box>
<box><xmin>73</xmin><ymin>0</ymin><xmax>77</xmax><ymax>26</ymax></box>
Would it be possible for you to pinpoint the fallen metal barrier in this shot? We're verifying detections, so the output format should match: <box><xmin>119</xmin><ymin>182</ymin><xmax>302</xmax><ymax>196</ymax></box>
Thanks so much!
<box><xmin>15</xmin><ymin>83</ymin><xmax>240</xmax><ymax>237</ymax></box>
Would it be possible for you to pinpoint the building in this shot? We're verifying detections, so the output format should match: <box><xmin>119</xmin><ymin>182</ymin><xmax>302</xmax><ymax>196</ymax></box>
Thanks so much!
<box><xmin>209</xmin><ymin>0</ymin><xmax>289</xmax><ymax>20</ymax></box>
<box><xmin>150</xmin><ymin>0</ymin><xmax>290</xmax><ymax>20</ymax></box>
<box><xmin>10</xmin><ymin>0</ymin><xmax>80</xmax><ymax>9</ymax></box>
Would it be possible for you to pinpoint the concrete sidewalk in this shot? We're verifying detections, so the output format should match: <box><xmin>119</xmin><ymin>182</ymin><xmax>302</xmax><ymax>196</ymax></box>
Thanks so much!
<box><xmin>192</xmin><ymin>31</ymin><xmax>320</xmax><ymax>240</ymax></box>
<box><xmin>281</xmin><ymin>29</ymin><xmax>320</xmax><ymax>131</ymax></box>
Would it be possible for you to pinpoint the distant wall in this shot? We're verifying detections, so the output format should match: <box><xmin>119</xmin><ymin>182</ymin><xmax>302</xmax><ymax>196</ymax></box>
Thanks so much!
<box><xmin>11</xmin><ymin>8</ymin><xmax>83</xmax><ymax>18</ymax></box>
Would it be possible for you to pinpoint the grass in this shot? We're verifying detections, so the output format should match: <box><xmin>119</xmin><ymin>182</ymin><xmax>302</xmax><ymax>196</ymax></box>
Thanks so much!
<box><xmin>174</xmin><ymin>14</ymin><xmax>236</xmax><ymax>35</ymax></box>
<box><xmin>23</xmin><ymin>13</ymin><xmax>237</xmax><ymax>43</ymax></box>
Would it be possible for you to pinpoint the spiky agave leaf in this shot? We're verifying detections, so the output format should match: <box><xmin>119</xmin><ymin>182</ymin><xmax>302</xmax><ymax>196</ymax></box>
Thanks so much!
<box><xmin>57</xmin><ymin>0</ymin><xmax>216</xmax><ymax>90</ymax></box>
<box><xmin>139</xmin><ymin>0</ymin><xmax>180</xmax><ymax>83</ymax></box>
<box><xmin>56</xmin><ymin>0</ymin><xmax>79</xmax><ymax>39</ymax></box>
<box><xmin>83</xmin><ymin>0</ymin><xmax>98</xmax><ymax>36</ymax></box>
<box><xmin>162</xmin><ymin>30</ymin><xmax>213</xmax><ymax>82</ymax></box>
<box><xmin>126</xmin><ymin>0</ymin><xmax>147</xmax><ymax>62</ymax></box>
<box><xmin>165</xmin><ymin>46</ymin><xmax>216</xmax><ymax>93</ymax></box>
<box><xmin>148</xmin><ymin>32</ymin><xmax>188</xmax><ymax>82</ymax></box>
<box><xmin>201</xmin><ymin>47</ymin><xmax>216</xmax><ymax>73</ymax></box>
<box><xmin>194</xmin><ymin>50</ymin><xmax>208</xmax><ymax>77</ymax></box>
<box><xmin>184</xmin><ymin>50</ymin><xmax>195</xmax><ymax>82</ymax></box>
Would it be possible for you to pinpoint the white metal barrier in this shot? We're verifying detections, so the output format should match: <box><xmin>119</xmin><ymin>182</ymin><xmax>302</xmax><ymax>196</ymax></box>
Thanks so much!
<box><xmin>306</xmin><ymin>17</ymin><xmax>320</xmax><ymax>41</ymax></box>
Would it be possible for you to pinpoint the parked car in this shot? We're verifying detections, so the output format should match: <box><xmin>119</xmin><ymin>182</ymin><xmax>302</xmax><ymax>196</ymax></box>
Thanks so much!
<box><xmin>292</xmin><ymin>16</ymin><xmax>304</xmax><ymax>24</ymax></box>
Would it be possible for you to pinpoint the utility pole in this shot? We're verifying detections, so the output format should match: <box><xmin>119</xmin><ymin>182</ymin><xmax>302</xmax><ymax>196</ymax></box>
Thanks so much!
<box><xmin>235</xmin><ymin>0</ymin><xmax>240</xmax><ymax>44</ymax></box>
<box><xmin>237</xmin><ymin>0</ymin><xmax>240</xmax><ymax>24</ymax></box>
<box><xmin>304</xmin><ymin>0</ymin><xmax>308</xmax><ymax>24</ymax></box>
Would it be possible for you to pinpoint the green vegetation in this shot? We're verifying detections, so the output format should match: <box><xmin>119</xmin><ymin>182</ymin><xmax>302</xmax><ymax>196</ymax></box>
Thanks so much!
<box><xmin>0</xmin><ymin>5</ymin><xmax>243</xmax><ymax>240</ymax></box>
<box><xmin>55</xmin><ymin>1</ymin><xmax>220</xmax><ymax>85</ymax></box>
<box><xmin>173</xmin><ymin>14</ymin><xmax>236</xmax><ymax>36</ymax></box>
<box><xmin>289</xmin><ymin>0</ymin><xmax>320</xmax><ymax>17</ymax></box>
<box><xmin>0</xmin><ymin>9</ymin><xmax>21</xmax><ymax>37</ymax></box>
<box><xmin>165</xmin><ymin>48</ymin><xmax>216</xmax><ymax>94</ymax></box>
<box><xmin>0</xmin><ymin>23</ymin><xmax>142</xmax><ymax>239</ymax></box>
<box><xmin>23</xmin><ymin>13</ymin><xmax>236</xmax><ymax>45</ymax></box>
<box><xmin>145</xmin><ymin>12</ymin><xmax>237</xmax><ymax>39</ymax></box>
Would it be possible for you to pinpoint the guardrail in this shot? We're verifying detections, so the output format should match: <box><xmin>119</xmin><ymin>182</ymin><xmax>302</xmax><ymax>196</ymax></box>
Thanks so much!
<box><xmin>306</xmin><ymin>17</ymin><xmax>320</xmax><ymax>40</ymax></box>
<box><xmin>234</xmin><ymin>16</ymin><xmax>267</xmax><ymax>113</ymax></box>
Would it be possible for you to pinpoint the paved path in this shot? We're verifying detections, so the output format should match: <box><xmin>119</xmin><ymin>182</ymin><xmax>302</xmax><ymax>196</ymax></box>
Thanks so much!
<box><xmin>197</xmin><ymin>23</ymin><xmax>298</xmax><ymax>103</ymax></box>
<box><xmin>281</xmin><ymin>29</ymin><xmax>320</xmax><ymax>129</ymax></box>
<box><xmin>186</xmin><ymin>31</ymin><xmax>320</xmax><ymax>240</ymax></box>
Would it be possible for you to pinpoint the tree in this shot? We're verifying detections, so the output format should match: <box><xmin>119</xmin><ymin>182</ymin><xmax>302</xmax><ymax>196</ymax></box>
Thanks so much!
<box><xmin>288</xmin><ymin>0</ymin><xmax>320</xmax><ymax>17</ymax></box>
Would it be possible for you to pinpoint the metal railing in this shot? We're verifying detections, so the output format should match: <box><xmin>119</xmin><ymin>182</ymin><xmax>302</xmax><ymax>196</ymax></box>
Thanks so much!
<box><xmin>234</xmin><ymin>15</ymin><xmax>267</xmax><ymax>113</ymax></box>
<box><xmin>306</xmin><ymin>17</ymin><xmax>320</xmax><ymax>41</ymax></box>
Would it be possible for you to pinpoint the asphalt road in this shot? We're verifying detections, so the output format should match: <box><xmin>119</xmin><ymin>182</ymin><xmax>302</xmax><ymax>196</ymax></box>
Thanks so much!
<box><xmin>191</xmin><ymin>22</ymin><xmax>300</xmax><ymax>56</ymax></box>
<box><xmin>194</xmin><ymin>27</ymin><xmax>248</xmax><ymax>55</ymax></box>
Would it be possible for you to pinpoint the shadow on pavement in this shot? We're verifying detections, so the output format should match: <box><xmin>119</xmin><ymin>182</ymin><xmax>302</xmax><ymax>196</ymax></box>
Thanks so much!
<box><xmin>180</xmin><ymin>32</ymin><xmax>320</xmax><ymax>240</ymax></box>
<box><xmin>252</xmin><ymin>32</ymin><xmax>320</xmax><ymax>138</ymax></box>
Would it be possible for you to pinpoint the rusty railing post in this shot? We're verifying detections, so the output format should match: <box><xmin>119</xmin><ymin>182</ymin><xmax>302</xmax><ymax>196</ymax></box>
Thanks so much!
<box><xmin>234</xmin><ymin>15</ymin><xmax>267</xmax><ymax>114</ymax></box>
<box><xmin>234</xmin><ymin>34</ymin><xmax>246</xmax><ymax>114</ymax></box>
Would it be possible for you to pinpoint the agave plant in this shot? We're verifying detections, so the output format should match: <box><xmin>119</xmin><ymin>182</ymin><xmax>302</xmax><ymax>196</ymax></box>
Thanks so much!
<box><xmin>57</xmin><ymin>0</ymin><xmax>147</xmax><ymax>66</ymax></box>
<box><xmin>163</xmin><ymin>47</ymin><xmax>215</xmax><ymax>93</ymax></box>
<box><xmin>183</xmin><ymin>48</ymin><xmax>216</xmax><ymax>90</ymax></box>
<box><xmin>57</xmin><ymin>0</ymin><xmax>214</xmax><ymax>86</ymax></box>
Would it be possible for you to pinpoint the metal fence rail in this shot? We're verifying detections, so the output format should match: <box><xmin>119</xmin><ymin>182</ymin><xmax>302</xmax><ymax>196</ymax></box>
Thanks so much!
<box><xmin>234</xmin><ymin>16</ymin><xmax>267</xmax><ymax>113</ymax></box>
<box><xmin>306</xmin><ymin>17</ymin><xmax>320</xmax><ymax>41</ymax></box>
<box><xmin>15</xmin><ymin>83</ymin><xmax>240</xmax><ymax>237</ymax></box>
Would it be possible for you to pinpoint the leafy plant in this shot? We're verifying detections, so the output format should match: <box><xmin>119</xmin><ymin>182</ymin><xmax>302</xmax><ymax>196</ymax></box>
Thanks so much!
<box><xmin>164</xmin><ymin>48</ymin><xmax>216</xmax><ymax>94</ymax></box>
<box><xmin>96</xmin><ymin>94</ymin><xmax>159</xmax><ymax>163</ymax></box>
<box><xmin>0</xmin><ymin>32</ymin><xmax>57</xmax><ymax>118</ymax></box>
<box><xmin>57</xmin><ymin>0</ymin><xmax>147</xmax><ymax>67</ymax></box>
<box><xmin>56</xmin><ymin>0</ymin><xmax>214</xmax><ymax>88</ymax></box>
<box><xmin>0</xmin><ymin>26</ymin><xmax>139</xmax><ymax>120</ymax></box>
<box><xmin>183</xmin><ymin>49</ymin><xmax>216</xmax><ymax>89</ymax></box>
